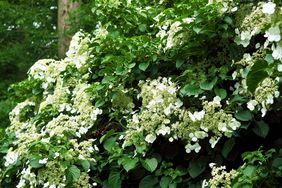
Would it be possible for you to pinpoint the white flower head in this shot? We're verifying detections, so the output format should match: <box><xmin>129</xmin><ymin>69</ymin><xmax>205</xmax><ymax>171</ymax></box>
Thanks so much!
<box><xmin>261</xmin><ymin>107</ymin><xmax>267</xmax><ymax>117</ymax></box>
<box><xmin>4</xmin><ymin>151</ymin><xmax>19</xmax><ymax>167</ymax></box>
<box><xmin>212</xmin><ymin>96</ymin><xmax>221</xmax><ymax>105</ymax></box>
<box><xmin>209</xmin><ymin>137</ymin><xmax>220</xmax><ymax>148</ymax></box>
<box><xmin>262</xmin><ymin>2</ymin><xmax>276</xmax><ymax>15</ymax></box>
<box><xmin>278</xmin><ymin>64</ymin><xmax>282</xmax><ymax>72</ymax></box>
<box><xmin>265</xmin><ymin>26</ymin><xmax>281</xmax><ymax>42</ymax></box>
<box><xmin>157</xmin><ymin>125</ymin><xmax>170</xmax><ymax>136</ymax></box>
<box><xmin>247</xmin><ymin>100</ymin><xmax>258</xmax><ymax>111</ymax></box>
<box><xmin>39</xmin><ymin>158</ymin><xmax>48</xmax><ymax>164</ymax></box>
<box><xmin>272</xmin><ymin>44</ymin><xmax>282</xmax><ymax>60</ymax></box>
<box><xmin>145</xmin><ymin>134</ymin><xmax>156</xmax><ymax>143</ymax></box>
<box><xmin>235</xmin><ymin>31</ymin><xmax>252</xmax><ymax>47</ymax></box>
<box><xmin>16</xmin><ymin>179</ymin><xmax>26</xmax><ymax>188</ymax></box>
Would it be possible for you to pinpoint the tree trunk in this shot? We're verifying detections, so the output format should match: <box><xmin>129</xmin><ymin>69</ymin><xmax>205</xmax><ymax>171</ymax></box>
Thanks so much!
<box><xmin>58</xmin><ymin>0</ymin><xmax>80</xmax><ymax>58</ymax></box>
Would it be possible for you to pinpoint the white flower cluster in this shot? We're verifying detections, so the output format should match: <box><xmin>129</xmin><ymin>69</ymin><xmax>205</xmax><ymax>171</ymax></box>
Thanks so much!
<box><xmin>234</xmin><ymin>2</ymin><xmax>273</xmax><ymax>47</ymax></box>
<box><xmin>16</xmin><ymin>166</ymin><xmax>37</xmax><ymax>188</ymax></box>
<box><xmin>4</xmin><ymin>149</ymin><xmax>19</xmax><ymax>167</ymax></box>
<box><xmin>66</xmin><ymin>31</ymin><xmax>91</xmax><ymax>70</ymax></box>
<box><xmin>247</xmin><ymin>78</ymin><xmax>280</xmax><ymax>116</ymax></box>
<box><xmin>123</xmin><ymin>78</ymin><xmax>241</xmax><ymax>154</ymax></box>
<box><xmin>156</xmin><ymin>17</ymin><xmax>195</xmax><ymax>51</ymax></box>
<box><xmin>205</xmin><ymin>164</ymin><xmax>238</xmax><ymax>188</ymax></box>
<box><xmin>4</xmin><ymin>31</ymin><xmax>102</xmax><ymax>188</ymax></box>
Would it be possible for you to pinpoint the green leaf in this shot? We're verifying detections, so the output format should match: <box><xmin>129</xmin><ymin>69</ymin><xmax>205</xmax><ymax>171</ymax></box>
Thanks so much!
<box><xmin>139</xmin><ymin>62</ymin><xmax>150</xmax><ymax>71</ymax></box>
<box><xmin>246</xmin><ymin>60</ymin><xmax>268</xmax><ymax>93</ymax></box>
<box><xmin>141</xmin><ymin>158</ymin><xmax>158</xmax><ymax>172</ymax></box>
<box><xmin>235</xmin><ymin>110</ymin><xmax>252</xmax><ymax>121</ymax></box>
<box><xmin>230</xmin><ymin>95</ymin><xmax>247</xmax><ymax>103</ymax></box>
<box><xmin>224</xmin><ymin>16</ymin><xmax>233</xmax><ymax>25</ymax></box>
<box><xmin>265</xmin><ymin>54</ymin><xmax>274</xmax><ymax>64</ymax></box>
<box><xmin>215</xmin><ymin>88</ymin><xmax>227</xmax><ymax>99</ymax></box>
<box><xmin>180</xmin><ymin>84</ymin><xmax>203</xmax><ymax>96</ymax></box>
<box><xmin>66</xmin><ymin>165</ymin><xmax>81</xmax><ymax>182</ymax></box>
<box><xmin>127</xmin><ymin>63</ymin><xmax>136</xmax><ymax>69</ymax></box>
<box><xmin>272</xmin><ymin>157</ymin><xmax>282</xmax><ymax>168</ymax></box>
<box><xmin>100</xmin><ymin>130</ymin><xmax>116</xmax><ymax>143</ymax></box>
<box><xmin>200</xmin><ymin>77</ymin><xmax>217</xmax><ymax>91</ymax></box>
<box><xmin>221</xmin><ymin>138</ymin><xmax>235</xmax><ymax>159</ymax></box>
<box><xmin>188</xmin><ymin>157</ymin><xmax>208</xmax><ymax>178</ymax></box>
<box><xmin>252</xmin><ymin>121</ymin><xmax>269</xmax><ymax>138</ymax></box>
<box><xmin>30</xmin><ymin>157</ymin><xmax>44</xmax><ymax>169</ymax></box>
<box><xmin>103</xmin><ymin>137</ymin><xmax>116</xmax><ymax>152</ymax></box>
<box><xmin>116</xmin><ymin>66</ymin><xmax>127</xmax><ymax>75</ymax></box>
<box><xmin>95</xmin><ymin>99</ymin><xmax>105</xmax><ymax>108</ymax></box>
<box><xmin>139</xmin><ymin>175</ymin><xmax>158</xmax><ymax>188</ymax></box>
<box><xmin>160</xmin><ymin>176</ymin><xmax>172</xmax><ymax>188</ymax></box>
<box><xmin>108</xmin><ymin>170</ymin><xmax>121</xmax><ymax>188</ymax></box>
<box><xmin>138</xmin><ymin>24</ymin><xmax>147</xmax><ymax>32</ymax></box>
<box><xmin>243</xmin><ymin>165</ymin><xmax>257</xmax><ymax>177</ymax></box>
<box><xmin>78</xmin><ymin>160</ymin><xmax>90</xmax><ymax>172</ymax></box>
<box><xmin>176</xmin><ymin>59</ymin><xmax>184</xmax><ymax>69</ymax></box>
<box><xmin>193</xmin><ymin>27</ymin><xmax>201</xmax><ymax>34</ymax></box>
<box><xmin>121</xmin><ymin>157</ymin><xmax>138</xmax><ymax>172</ymax></box>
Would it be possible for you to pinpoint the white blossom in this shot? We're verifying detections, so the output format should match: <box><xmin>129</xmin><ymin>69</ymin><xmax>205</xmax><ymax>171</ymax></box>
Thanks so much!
<box><xmin>262</xmin><ymin>2</ymin><xmax>276</xmax><ymax>15</ymax></box>
<box><xmin>157</xmin><ymin>125</ymin><xmax>170</xmax><ymax>136</ymax></box>
<box><xmin>247</xmin><ymin>100</ymin><xmax>258</xmax><ymax>111</ymax></box>
<box><xmin>272</xmin><ymin>44</ymin><xmax>282</xmax><ymax>60</ymax></box>
<box><xmin>39</xmin><ymin>158</ymin><xmax>48</xmax><ymax>164</ymax></box>
<box><xmin>264</xmin><ymin>26</ymin><xmax>281</xmax><ymax>42</ymax></box>
<box><xmin>16</xmin><ymin>179</ymin><xmax>26</xmax><ymax>188</ymax></box>
<box><xmin>278</xmin><ymin>64</ymin><xmax>282</xmax><ymax>72</ymax></box>
<box><xmin>212</xmin><ymin>96</ymin><xmax>221</xmax><ymax>105</ymax></box>
<box><xmin>4</xmin><ymin>150</ymin><xmax>19</xmax><ymax>167</ymax></box>
<box><xmin>209</xmin><ymin>137</ymin><xmax>220</xmax><ymax>148</ymax></box>
<box><xmin>145</xmin><ymin>134</ymin><xmax>156</xmax><ymax>143</ymax></box>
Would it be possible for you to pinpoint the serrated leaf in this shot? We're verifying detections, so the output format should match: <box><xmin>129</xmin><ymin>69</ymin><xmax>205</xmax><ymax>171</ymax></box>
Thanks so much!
<box><xmin>188</xmin><ymin>157</ymin><xmax>208</xmax><ymax>178</ymax></box>
<box><xmin>121</xmin><ymin>157</ymin><xmax>138</xmax><ymax>172</ymax></box>
<box><xmin>243</xmin><ymin>165</ymin><xmax>257</xmax><ymax>176</ymax></box>
<box><xmin>230</xmin><ymin>95</ymin><xmax>247</xmax><ymax>103</ymax></box>
<box><xmin>176</xmin><ymin>59</ymin><xmax>184</xmax><ymax>69</ymax></box>
<box><xmin>127</xmin><ymin>63</ymin><xmax>136</xmax><ymax>69</ymax></box>
<box><xmin>141</xmin><ymin>158</ymin><xmax>158</xmax><ymax>172</ymax></box>
<box><xmin>224</xmin><ymin>16</ymin><xmax>233</xmax><ymax>25</ymax></box>
<box><xmin>200</xmin><ymin>77</ymin><xmax>217</xmax><ymax>91</ymax></box>
<box><xmin>235</xmin><ymin>110</ymin><xmax>252</xmax><ymax>121</ymax></box>
<box><xmin>30</xmin><ymin>157</ymin><xmax>44</xmax><ymax>169</ymax></box>
<box><xmin>66</xmin><ymin>165</ymin><xmax>81</xmax><ymax>182</ymax></box>
<box><xmin>78</xmin><ymin>160</ymin><xmax>90</xmax><ymax>172</ymax></box>
<box><xmin>215</xmin><ymin>88</ymin><xmax>227</xmax><ymax>99</ymax></box>
<box><xmin>100</xmin><ymin>129</ymin><xmax>115</xmax><ymax>143</ymax></box>
<box><xmin>139</xmin><ymin>175</ymin><xmax>158</xmax><ymax>188</ymax></box>
<box><xmin>95</xmin><ymin>99</ymin><xmax>105</xmax><ymax>108</ymax></box>
<box><xmin>160</xmin><ymin>176</ymin><xmax>172</xmax><ymax>188</ymax></box>
<box><xmin>108</xmin><ymin>170</ymin><xmax>121</xmax><ymax>188</ymax></box>
<box><xmin>138</xmin><ymin>24</ymin><xmax>147</xmax><ymax>32</ymax></box>
<box><xmin>252</xmin><ymin>121</ymin><xmax>269</xmax><ymax>138</ymax></box>
<box><xmin>180</xmin><ymin>84</ymin><xmax>203</xmax><ymax>96</ymax></box>
<box><xmin>221</xmin><ymin>138</ymin><xmax>235</xmax><ymax>159</ymax></box>
<box><xmin>246</xmin><ymin>60</ymin><xmax>268</xmax><ymax>93</ymax></box>
<box><xmin>272</xmin><ymin>157</ymin><xmax>282</xmax><ymax>168</ymax></box>
<box><xmin>139</xmin><ymin>62</ymin><xmax>150</xmax><ymax>71</ymax></box>
<box><xmin>265</xmin><ymin>54</ymin><xmax>274</xmax><ymax>64</ymax></box>
<box><xmin>116</xmin><ymin>66</ymin><xmax>127</xmax><ymax>75</ymax></box>
<box><xmin>103</xmin><ymin>137</ymin><xmax>116</xmax><ymax>152</ymax></box>
<box><xmin>193</xmin><ymin>27</ymin><xmax>201</xmax><ymax>34</ymax></box>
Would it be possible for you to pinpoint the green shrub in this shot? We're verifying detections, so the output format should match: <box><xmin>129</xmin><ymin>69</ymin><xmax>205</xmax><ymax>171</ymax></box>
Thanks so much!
<box><xmin>1</xmin><ymin>0</ymin><xmax>282</xmax><ymax>187</ymax></box>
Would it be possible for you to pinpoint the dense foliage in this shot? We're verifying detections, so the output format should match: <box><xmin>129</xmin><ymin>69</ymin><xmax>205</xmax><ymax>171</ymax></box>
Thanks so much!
<box><xmin>1</xmin><ymin>0</ymin><xmax>282</xmax><ymax>187</ymax></box>
<box><xmin>0</xmin><ymin>0</ymin><xmax>57</xmax><ymax>127</ymax></box>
